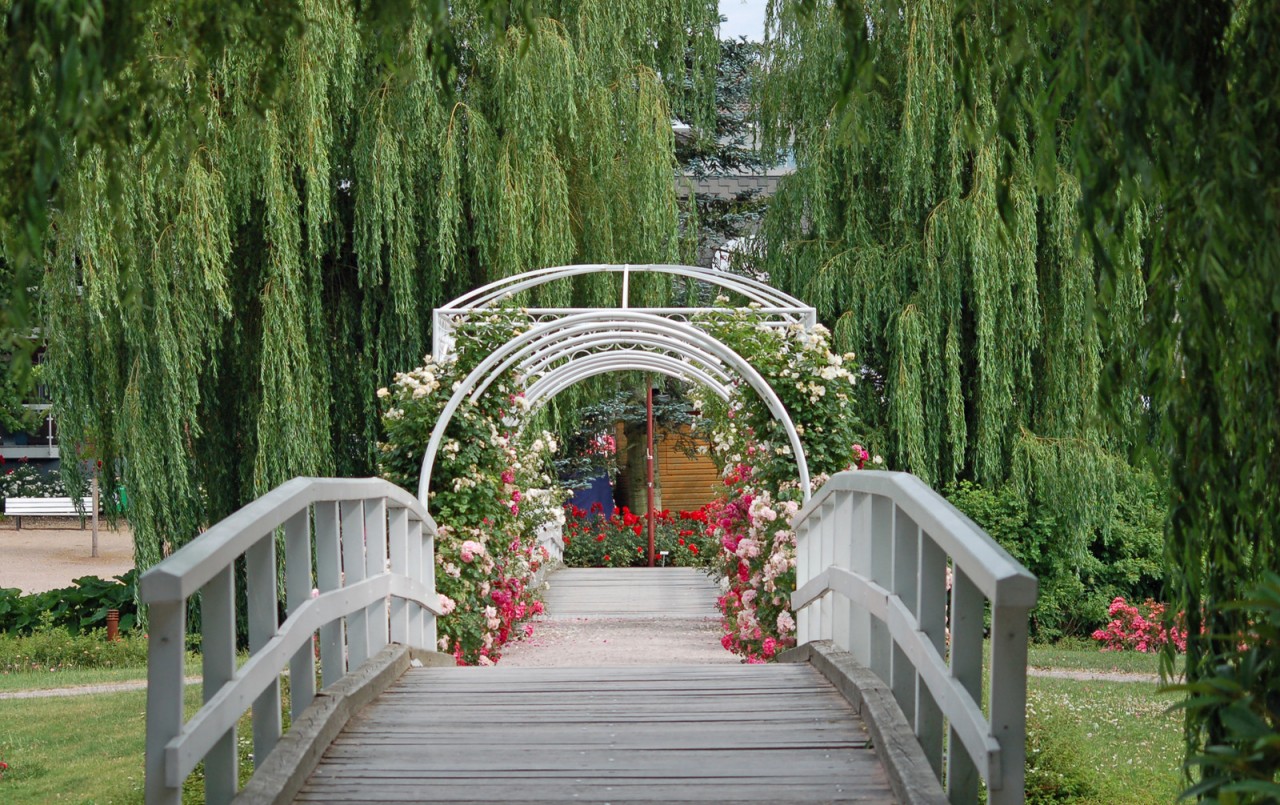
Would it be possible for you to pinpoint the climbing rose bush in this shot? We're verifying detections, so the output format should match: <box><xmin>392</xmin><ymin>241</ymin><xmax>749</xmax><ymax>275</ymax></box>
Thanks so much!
<box><xmin>691</xmin><ymin>307</ymin><xmax>880</xmax><ymax>662</ymax></box>
<box><xmin>378</xmin><ymin>312</ymin><xmax>567</xmax><ymax>665</ymax></box>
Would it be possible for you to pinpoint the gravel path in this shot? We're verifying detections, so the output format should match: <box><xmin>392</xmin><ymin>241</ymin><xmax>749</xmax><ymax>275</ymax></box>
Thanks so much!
<box><xmin>497</xmin><ymin>567</ymin><xmax>740</xmax><ymax>667</ymax></box>
<box><xmin>0</xmin><ymin>521</ymin><xmax>134</xmax><ymax>593</ymax></box>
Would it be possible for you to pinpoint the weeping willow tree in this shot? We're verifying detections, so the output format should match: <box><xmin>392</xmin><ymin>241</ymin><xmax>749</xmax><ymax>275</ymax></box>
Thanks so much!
<box><xmin>30</xmin><ymin>0</ymin><xmax>718</xmax><ymax>571</ymax></box>
<box><xmin>757</xmin><ymin>1</ymin><xmax>1151</xmax><ymax>556</ymax></box>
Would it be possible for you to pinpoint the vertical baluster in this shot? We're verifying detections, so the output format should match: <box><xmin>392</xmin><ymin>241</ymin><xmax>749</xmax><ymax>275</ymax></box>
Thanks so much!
<box><xmin>868</xmin><ymin>495</ymin><xmax>894</xmax><ymax>682</ymax></box>
<box><xmin>144</xmin><ymin>599</ymin><xmax>186</xmax><ymax>805</ymax></box>
<box><xmin>830</xmin><ymin>491</ymin><xmax>854</xmax><ymax>652</ymax></box>
<box><xmin>818</xmin><ymin>499</ymin><xmax>836</xmax><ymax>641</ymax></box>
<box><xmin>915</xmin><ymin>535</ymin><xmax>947</xmax><ymax>777</ymax></box>
<box><xmin>285</xmin><ymin>509</ymin><xmax>316</xmax><ymax>719</ymax></box>
<box><xmin>202</xmin><ymin>568</ymin><xmax>237</xmax><ymax>804</ymax></box>
<box><xmin>795</xmin><ymin>518</ymin><xmax>811</xmax><ymax>645</ymax></box>
<box><xmin>421</xmin><ymin>518</ymin><xmax>438</xmax><ymax>651</ymax></box>
<box><xmin>947</xmin><ymin>566</ymin><xmax>983</xmax><ymax>802</ymax></box>
<box><xmin>407</xmin><ymin>516</ymin><xmax>425</xmax><ymax>650</ymax></box>
<box><xmin>846</xmin><ymin>492</ymin><xmax>873</xmax><ymax>666</ymax></box>
<box><xmin>341</xmin><ymin>501</ymin><xmax>370</xmax><ymax>669</ymax></box>
<box><xmin>988</xmin><ymin>602</ymin><xmax>1031</xmax><ymax>804</ymax></box>
<box><xmin>890</xmin><ymin>508</ymin><xmax>919</xmax><ymax>725</ymax></box>
<box><xmin>388</xmin><ymin>505</ymin><xmax>409</xmax><ymax>645</ymax></box>
<box><xmin>314</xmin><ymin>501</ymin><xmax>344</xmax><ymax>687</ymax></box>
<box><xmin>245</xmin><ymin>536</ymin><xmax>281</xmax><ymax>764</ymax></box>
<box><xmin>364</xmin><ymin>498</ymin><xmax>389</xmax><ymax>654</ymax></box>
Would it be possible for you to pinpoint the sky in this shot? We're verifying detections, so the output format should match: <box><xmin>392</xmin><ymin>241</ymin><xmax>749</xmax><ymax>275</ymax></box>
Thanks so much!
<box><xmin>718</xmin><ymin>0</ymin><xmax>768</xmax><ymax>41</ymax></box>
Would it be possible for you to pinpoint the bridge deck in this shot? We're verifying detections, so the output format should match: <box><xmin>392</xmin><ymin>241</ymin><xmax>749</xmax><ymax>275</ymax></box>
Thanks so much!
<box><xmin>296</xmin><ymin>569</ymin><xmax>897</xmax><ymax>803</ymax></box>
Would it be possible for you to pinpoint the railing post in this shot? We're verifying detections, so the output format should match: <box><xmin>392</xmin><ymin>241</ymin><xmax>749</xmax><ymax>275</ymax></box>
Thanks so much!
<box><xmin>988</xmin><ymin>602</ymin><xmax>1031</xmax><ymax>803</ymax></box>
<box><xmin>314</xmin><ymin>501</ymin><xmax>345</xmax><ymax>687</ymax></box>
<box><xmin>947</xmin><ymin>567</ymin><xmax>984</xmax><ymax>802</ymax></box>
<box><xmin>890</xmin><ymin>508</ymin><xmax>919</xmax><ymax>725</ymax></box>
<box><xmin>868</xmin><ymin>495</ymin><xmax>893</xmax><ymax>684</ymax></box>
<box><xmin>916</xmin><ymin>535</ymin><xmax>948</xmax><ymax>776</ymax></box>
<box><xmin>364</xmin><ymin>498</ymin><xmax>389</xmax><ymax>654</ymax></box>
<box><xmin>407</xmin><ymin>517</ymin><xmax>426</xmax><ymax>649</ymax></box>
<box><xmin>830</xmin><ymin>491</ymin><xmax>853</xmax><ymax>653</ymax></box>
<box><xmin>796</xmin><ymin>518</ymin><xmax>812</xmax><ymax>645</ymax></box>
<box><xmin>388</xmin><ymin>506</ymin><xmax>410</xmax><ymax>645</ymax></box>
<box><xmin>341</xmin><ymin>501</ymin><xmax>370</xmax><ymax>668</ymax></box>
<box><xmin>285</xmin><ymin>509</ymin><xmax>316</xmax><ymax>719</ymax></box>
<box><xmin>818</xmin><ymin>498</ymin><xmax>835</xmax><ymax>641</ymax></box>
<box><xmin>245</xmin><ymin>536</ymin><xmax>282</xmax><ymax>765</ymax></box>
<box><xmin>144</xmin><ymin>599</ymin><xmax>185</xmax><ymax>805</ymax></box>
<box><xmin>202</xmin><ymin>567</ymin><xmax>238</xmax><ymax>804</ymax></box>
<box><xmin>845</xmin><ymin>493</ymin><xmax>872</xmax><ymax>666</ymax></box>
<box><xmin>420</xmin><ymin>518</ymin><xmax>438</xmax><ymax>652</ymax></box>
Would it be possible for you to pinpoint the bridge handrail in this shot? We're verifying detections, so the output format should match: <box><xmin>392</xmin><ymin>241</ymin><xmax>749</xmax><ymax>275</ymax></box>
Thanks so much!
<box><xmin>791</xmin><ymin>471</ymin><xmax>1037</xmax><ymax>804</ymax></box>
<box><xmin>140</xmin><ymin>477</ymin><xmax>443</xmax><ymax>805</ymax></box>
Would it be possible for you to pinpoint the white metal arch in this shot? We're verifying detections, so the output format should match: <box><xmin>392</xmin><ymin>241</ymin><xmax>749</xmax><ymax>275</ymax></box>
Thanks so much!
<box><xmin>418</xmin><ymin>310</ymin><xmax>811</xmax><ymax>505</ymax></box>
<box><xmin>519</xmin><ymin>331</ymin><xmax>733</xmax><ymax>384</ymax></box>
<box><xmin>432</xmin><ymin>263</ymin><xmax>817</xmax><ymax>360</ymax></box>
<box><xmin>441</xmin><ymin>263</ymin><xmax>810</xmax><ymax>313</ymax></box>
<box><xmin>524</xmin><ymin>351</ymin><xmax>732</xmax><ymax>408</ymax></box>
<box><xmin>472</xmin><ymin>324</ymin><xmax>737</xmax><ymax>402</ymax></box>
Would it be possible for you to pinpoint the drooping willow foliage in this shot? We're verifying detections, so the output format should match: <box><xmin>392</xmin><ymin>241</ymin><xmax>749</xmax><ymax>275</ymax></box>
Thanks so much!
<box><xmin>35</xmin><ymin>0</ymin><xmax>718</xmax><ymax>571</ymax></box>
<box><xmin>757</xmin><ymin>1</ymin><xmax>1151</xmax><ymax>556</ymax></box>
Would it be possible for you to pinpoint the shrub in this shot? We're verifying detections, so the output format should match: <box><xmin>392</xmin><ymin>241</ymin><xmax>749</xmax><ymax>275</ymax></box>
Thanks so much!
<box><xmin>945</xmin><ymin>478</ymin><xmax>1165</xmax><ymax>643</ymax></box>
<box><xmin>0</xmin><ymin>571</ymin><xmax>139</xmax><ymax>636</ymax></box>
<box><xmin>1091</xmin><ymin>597</ymin><xmax>1187</xmax><ymax>653</ymax></box>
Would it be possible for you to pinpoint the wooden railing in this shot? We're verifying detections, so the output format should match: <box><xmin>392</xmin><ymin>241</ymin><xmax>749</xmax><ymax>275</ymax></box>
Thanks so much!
<box><xmin>792</xmin><ymin>471</ymin><xmax>1037</xmax><ymax>804</ymax></box>
<box><xmin>140</xmin><ymin>477</ymin><xmax>443</xmax><ymax>805</ymax></box>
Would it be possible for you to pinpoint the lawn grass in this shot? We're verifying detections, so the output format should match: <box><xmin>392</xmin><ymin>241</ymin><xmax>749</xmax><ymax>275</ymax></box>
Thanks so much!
<box><xmin>1028</xmin><ymin>638</ymin><xmax>1184</xmax><ymax>677</ymax></box>
<box><xmin>0</xmin><ymin>657</ymin><xmax>202</xmax><ymax>693</ymax></box>
<box><xmin>0</xmin><ymin>678</ymin><xmax>276</xmax><ymax>804</ymax></box>
<box><xmin>1021</xmin><ymin>641</ymin><xmax>1187</xmax><ymax>804</ymax></box>
<box><xmin>0</xmin><ymin>686</ymin><xmax>196</xmax><ymax>803</ymax></box>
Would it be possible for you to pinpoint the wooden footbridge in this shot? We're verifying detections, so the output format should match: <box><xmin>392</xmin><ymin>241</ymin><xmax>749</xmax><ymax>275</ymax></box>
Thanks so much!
<box><xmin>140</xmin><ymin>472</ymin><xmax>1037</xmax><ymax>804</ymax></box>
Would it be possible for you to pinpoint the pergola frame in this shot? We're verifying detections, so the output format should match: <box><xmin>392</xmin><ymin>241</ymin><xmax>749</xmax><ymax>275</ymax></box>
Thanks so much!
<box><xmin>419</xmin><ymin>264</ymin><xmax>819</xmax><ymax>508</ymax></box>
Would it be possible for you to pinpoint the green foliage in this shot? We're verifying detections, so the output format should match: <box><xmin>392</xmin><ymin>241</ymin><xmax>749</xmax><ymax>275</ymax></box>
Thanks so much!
<box><xmin>947</xmin><ymin>478</ymin><xmax>1164</xmax><ymax>642</ymax></box>
<box><xmin>0</xmin><ymin>571</ymin><xmax>139</xmax><ymax>636</ymax></box>
<box><xmin>1169</xmin><ymin>574</ymin><xmax>1280</xmax><ymax>802</ymax></box>
<box><xmin>0</xmin><ymin>616</ymin><xmax>149</xmax><ymax>673</ymax></box>
<box><xmin>887</xmin><ymin>0</ymin><xmax>1280</xmax><ymax>789</ymax></box>
<box><xmin>22</xmin><ymin>1</ymin><xmax>717</xmax><ymax>575</ymax></box>
<box><xmin>757</xmin><ymin>0</ymin><xmax>1149</xmax><ymax>509</ymax></box>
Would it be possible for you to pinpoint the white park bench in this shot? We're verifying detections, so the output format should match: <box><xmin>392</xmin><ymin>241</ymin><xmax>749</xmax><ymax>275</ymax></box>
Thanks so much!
<box><xmin>5</xmin><ymin>496</ymin><xmax>96</xmax><ymax>529</ymax></box>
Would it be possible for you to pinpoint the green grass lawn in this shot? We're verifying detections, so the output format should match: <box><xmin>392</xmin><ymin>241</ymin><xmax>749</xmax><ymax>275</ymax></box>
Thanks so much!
<box><xmin>1028</xmin><ymin>639</ymin><xmax>1183</xmax><ymax>677</ymax></box>
<box><xmin>1023</xmin><ymin>645</ymin><xmax>1187</xmax><ymax>804</ymax></box>
<box><xmin>0</xmin><ymin>657</ymin><xmax>202</xmax><ymax>693</ymax></box>
<box><xmin>0</xmin><ymin>687</ymin><xmax>192</xmax><ymax>803</ymax></box>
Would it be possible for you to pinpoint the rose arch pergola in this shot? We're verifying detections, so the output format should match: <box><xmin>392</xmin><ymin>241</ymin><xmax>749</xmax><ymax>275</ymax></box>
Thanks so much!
<box><xmin>417</xmin><ymin>263</ymin><xmax>819</xmax><ymax>505</ymax></box>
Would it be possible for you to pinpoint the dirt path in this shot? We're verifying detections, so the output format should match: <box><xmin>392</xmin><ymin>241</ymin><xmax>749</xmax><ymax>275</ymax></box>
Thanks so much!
<box><xmin>0</xmin><ymin>521</ymin><xmax>134</xmax><ymax>593</ymax></box>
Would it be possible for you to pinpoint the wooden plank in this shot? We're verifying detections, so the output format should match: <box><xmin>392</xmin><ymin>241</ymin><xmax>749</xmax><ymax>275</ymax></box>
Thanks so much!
<box><xmin>298</xmin><ymin>664</ymin><xmax>896</xmax><ymax>803</ymax></box>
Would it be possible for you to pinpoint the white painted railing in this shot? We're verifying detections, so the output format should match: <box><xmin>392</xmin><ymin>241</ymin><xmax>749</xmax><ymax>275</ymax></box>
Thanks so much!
<box><xmin>140</xmin><ymin>477</ymin><xmax>443</xmax><ymax>805</ymax></box>
<box><xmin>792</xmin><ymin>471</ymin><xmax>1037</xmax><ymax>804</ymax></box>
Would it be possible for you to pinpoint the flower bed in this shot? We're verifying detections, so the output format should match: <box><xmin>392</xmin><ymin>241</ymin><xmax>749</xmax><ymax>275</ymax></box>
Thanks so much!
<box><xmin>561</xmin><ymin>503</ymin><xmax>716</xmax><ymax>568</ymax></box>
